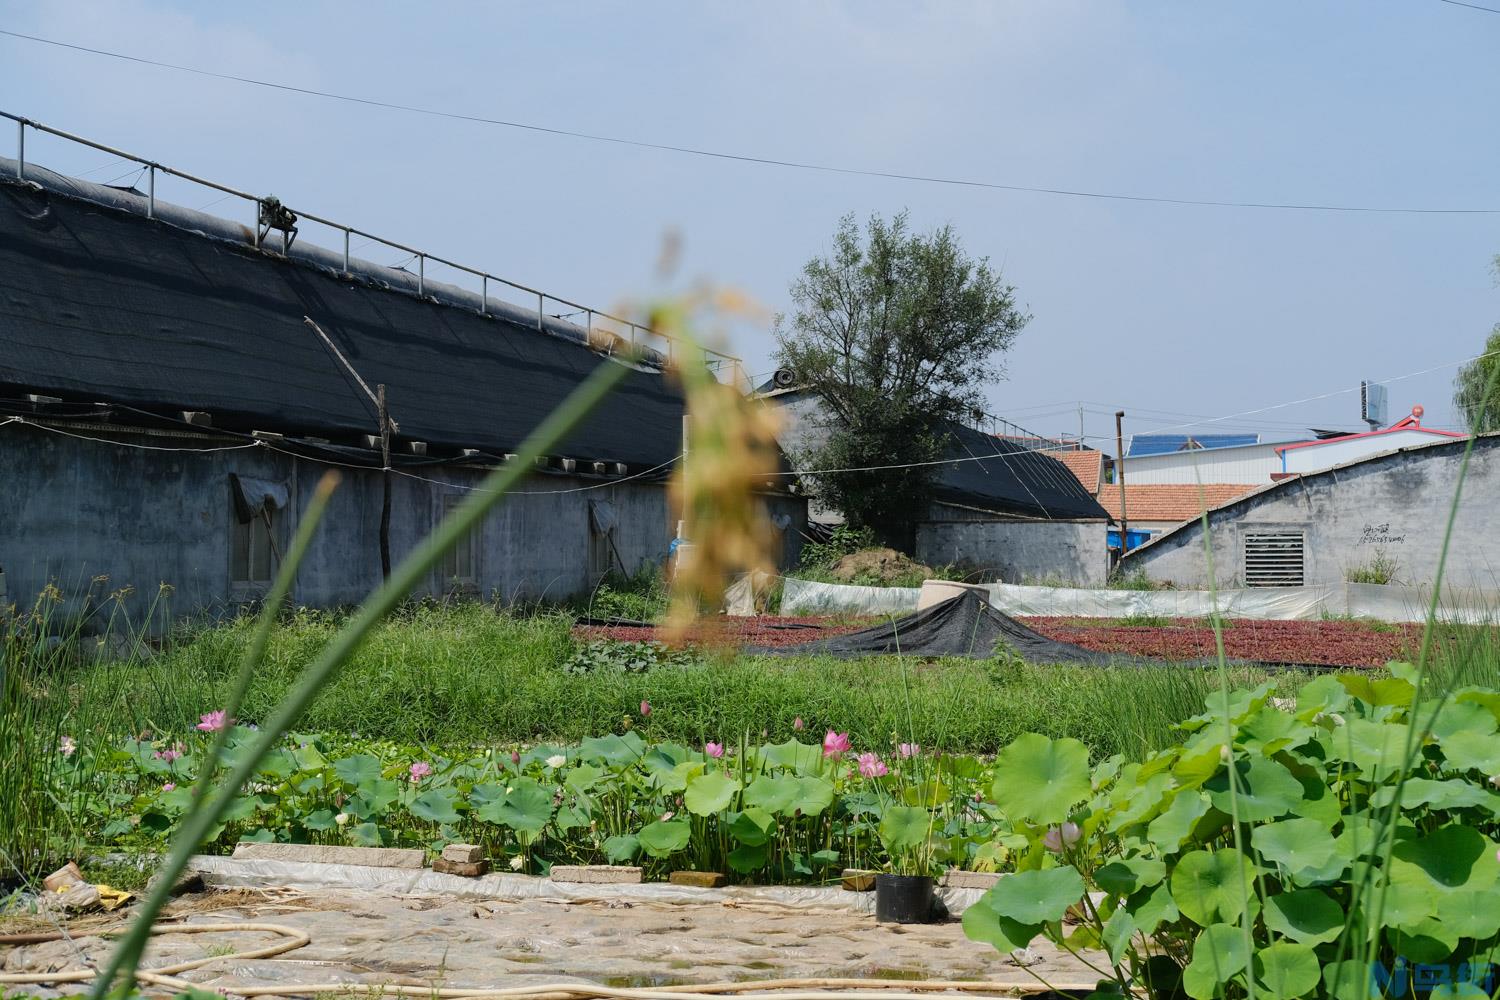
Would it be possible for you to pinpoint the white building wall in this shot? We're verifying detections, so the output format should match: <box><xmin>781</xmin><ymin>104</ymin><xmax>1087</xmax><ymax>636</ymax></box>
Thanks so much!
<box><xmin>1120</xmin><ymin>443</ymin><xmax>1286</xmax><ymax>485</ymax></box>
<box><xmin>1280</xmin><ymin>430</ymin><xmax>1460</xmax><ymax>475</ymax></box>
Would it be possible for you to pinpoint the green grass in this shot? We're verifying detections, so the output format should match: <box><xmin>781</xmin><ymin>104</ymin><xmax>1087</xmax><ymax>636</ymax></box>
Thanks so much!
<box><xmin>35</xmin><ymin>602</ymin><xmax>1282</xmax><ymax>761</ymax></box>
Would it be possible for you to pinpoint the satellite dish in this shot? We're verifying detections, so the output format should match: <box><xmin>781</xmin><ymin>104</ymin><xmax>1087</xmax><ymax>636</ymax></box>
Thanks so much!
<box><xmin>772</xmin><ymin>368</ymin><xmax>798</xmax><ymax>389</ymax></box>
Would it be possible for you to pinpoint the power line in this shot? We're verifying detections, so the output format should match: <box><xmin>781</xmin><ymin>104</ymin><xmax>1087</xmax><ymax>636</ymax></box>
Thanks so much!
<box><xmin>1436</xmin><ymin>0</ymin><xmax>1500</xmax><ymax>13</ymax></box>
<box><xmin>3</xmin><ymin>28</ymin><xmax>1498</xmax><ymax>217</ymax></box>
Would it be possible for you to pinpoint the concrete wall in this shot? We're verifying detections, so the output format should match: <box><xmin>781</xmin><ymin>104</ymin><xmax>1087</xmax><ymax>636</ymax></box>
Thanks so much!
<box><xmin>0</xmin><ymin>423</ymin><xmax>805</xmax><ymax>631</ymax></box>
<box><xmin>915</xmin><ymin>508</ymin><xmax>1108</xmax><ymax>586</ymax></box>
<box><xmin>1122</xmin><ymin>435</ymin><xmax>1500</xmax><ymax>590</ymax></box>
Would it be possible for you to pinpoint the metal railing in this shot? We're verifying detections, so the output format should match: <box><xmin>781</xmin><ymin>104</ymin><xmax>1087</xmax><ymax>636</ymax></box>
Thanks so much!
<box><xmin>3</xmin><ymin>110</ymin><xmax>745</xmax><ymax>381</ymax></box>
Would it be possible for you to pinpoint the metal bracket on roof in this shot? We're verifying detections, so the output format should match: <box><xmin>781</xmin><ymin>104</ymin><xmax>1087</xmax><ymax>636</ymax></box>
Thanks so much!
<box><xmin>258</xmin><ymin>196</ymin><xmax>299</xmax><ymax>253</ymax></box>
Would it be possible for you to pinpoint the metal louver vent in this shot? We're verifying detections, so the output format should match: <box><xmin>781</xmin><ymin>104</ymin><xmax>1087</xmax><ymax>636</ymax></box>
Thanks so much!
<box><xmin>1243</xmin><ymin>530</ymin><xmax>1305</xmax><ymax>587</ymax></box>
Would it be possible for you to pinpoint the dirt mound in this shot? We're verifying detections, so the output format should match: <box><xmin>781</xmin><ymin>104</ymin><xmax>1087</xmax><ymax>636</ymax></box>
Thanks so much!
<box><xmin>829</xmin><ymin>548</ymin><xmax>933</xmax><ymax>585</ymax></box>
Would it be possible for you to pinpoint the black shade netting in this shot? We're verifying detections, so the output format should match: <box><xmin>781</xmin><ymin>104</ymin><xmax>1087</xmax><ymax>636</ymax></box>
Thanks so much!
<box><xmin>748</xmin><ymin>591</ymin><xmax>1344</xmax><ymax>671</ymax></box>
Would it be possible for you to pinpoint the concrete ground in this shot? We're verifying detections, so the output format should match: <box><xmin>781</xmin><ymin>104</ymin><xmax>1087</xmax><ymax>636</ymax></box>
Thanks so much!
<box><xmin>2</xmin><ymin>886</ymin><xmax>1106</xmax><ymax>997</ymax></box>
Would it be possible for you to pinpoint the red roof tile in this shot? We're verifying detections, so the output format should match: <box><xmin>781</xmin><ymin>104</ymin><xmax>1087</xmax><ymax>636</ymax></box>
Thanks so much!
<box><xmin>1049</xmin><ymin>449</ymin><xmax>1104</xmax><ymax>494</ymax></box>
<box><xmin>1096</xmin><ymin>483</ymin><xmax>1256</xmax><ymax>523</ymax></box>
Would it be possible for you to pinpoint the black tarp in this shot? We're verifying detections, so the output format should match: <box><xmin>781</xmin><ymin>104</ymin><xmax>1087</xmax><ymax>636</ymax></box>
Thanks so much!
<box><xmin>932</xmin><ymin>420</ymin><xmax>1108</xmax><ymax>520</ymax></box>
<box><xmin>0</xmin><ymin>179</ymin><xmax>685</xmax><ymax>469</ymax></box>
<box><xmin>748</xmin><ymin>591</ymin><xmax>1339</xmax><ymax>670</ymax></box>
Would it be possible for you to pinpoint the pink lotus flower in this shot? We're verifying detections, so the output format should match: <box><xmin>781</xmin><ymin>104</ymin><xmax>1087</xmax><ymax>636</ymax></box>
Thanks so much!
<box><xmin>154</xmin><ymin>744</ymin><xmax>184</xmax><ymax>763</ymax></box>
<box><xmin>857</xmin><ymin>752</ymin><xmax>888</xmax><ymax>778</ymax></box>
<box><xmin>640</xmin><ymin>700</ymin><xmax>652</xmax><ymax>718</ymax></box>
<box><xmin>704</xmin><ymin>742</ymin><xmax>725</xmax><ymax>759</ymax></box>
<box><xmin>511</xmin><ymin>750</ymin><xmax>522</xmax><ymax>766</ymax></box>
<box><xmin>822</xmin><ymin>730</ymin><xmax>851</xmax><ymax>758</ymax></box>
<box><xmin>196</xmin><ymin>710</ymin><xmax>228</xmax><ymax>732</ymax></box>
<box><xmin>793</xmin><ymin>717</ymin><xmax>805</xmax><ymax>731</ymax></box>
<box><xmin>162</xmin><ymin>783</ymin><xmax>176</xmax><ymax>793</ymax></box>
<box><xmin>899</xmin><ymin>743</ymin><xmax>920</xmax><ymax>759</ymax></box>
<box><xmin>58</xmin><ymin>735</ymin><xmax>77</xmax><ymax>757</ymax></box>
<box><xmin>1043</xmin><ymin>822</ymin><xmax>1082</xmax><ymax>853</ymax></box>
<box><xmin>409</xmin><ymin>761</ymin><xmax>432</xmax><ymax>783</ymax></box>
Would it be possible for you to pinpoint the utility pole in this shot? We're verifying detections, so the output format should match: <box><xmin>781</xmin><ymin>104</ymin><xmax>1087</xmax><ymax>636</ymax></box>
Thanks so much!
<box><xmin>1077</xmin><ymin>403</ymin><xmax>1085</xmax><ymax>449</ymax></box>
<box><xmin>378</xmin><ymin>383</ymin><xmax>392</xmax><ymax>581</ymax></box>
<box><xmin>1114</xmin><ymin>410</ymin><xmax>1130</xmax><ymax>557</ymax></box>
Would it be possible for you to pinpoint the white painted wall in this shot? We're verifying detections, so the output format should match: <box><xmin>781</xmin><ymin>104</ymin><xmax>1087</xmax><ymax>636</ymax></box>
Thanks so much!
<box><xmin>1119</xmin><ymin>443</ymin><xmax>1288</xmax><ymax>485</ymax></box>
<box><xmin>1280</xmin><ymin>430</ymin><xmax>1461</xmax><ymax>475</ymax></box>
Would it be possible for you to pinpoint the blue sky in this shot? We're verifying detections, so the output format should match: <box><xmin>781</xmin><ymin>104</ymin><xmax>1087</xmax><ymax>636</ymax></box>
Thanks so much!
<box><xmin>3</xmin><ymin>1</ymin><xmax>1496</xmax><ymax>453</ymax></box>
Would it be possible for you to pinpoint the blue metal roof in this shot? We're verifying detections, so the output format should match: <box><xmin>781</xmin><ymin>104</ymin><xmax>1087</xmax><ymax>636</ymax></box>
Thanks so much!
<box><xmin>1127</xmin><ymin>433</ymin><xmax>1260</xmax><ymax>457</ymax></box>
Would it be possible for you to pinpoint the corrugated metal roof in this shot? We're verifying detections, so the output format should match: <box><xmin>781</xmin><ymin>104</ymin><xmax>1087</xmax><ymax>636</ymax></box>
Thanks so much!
<box><xmin>1127</xmin><ymin>433</ymin><xmax>1261</xmax><ymax>457</ymax></box>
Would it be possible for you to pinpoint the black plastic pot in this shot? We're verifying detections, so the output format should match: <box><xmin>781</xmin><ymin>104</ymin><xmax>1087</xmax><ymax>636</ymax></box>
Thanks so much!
<box><xmin>874</xmin><ymin>873</ymin><xmax>936</xmax><ymax>923</ymax></box>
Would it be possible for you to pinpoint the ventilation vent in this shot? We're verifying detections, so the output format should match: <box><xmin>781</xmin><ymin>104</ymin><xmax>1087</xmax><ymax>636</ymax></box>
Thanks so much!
<box><xmin>1243</xmin><ymin>530</ymin><xmax>1305</xmax><ymax>587</ymax></box>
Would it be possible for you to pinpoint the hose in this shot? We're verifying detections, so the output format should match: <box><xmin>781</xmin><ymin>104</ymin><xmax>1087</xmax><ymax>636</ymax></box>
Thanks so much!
<box><xmin>0</xmin><ymin>921</ymin><xmax>1101</xmax><ymax>997</ymax></box>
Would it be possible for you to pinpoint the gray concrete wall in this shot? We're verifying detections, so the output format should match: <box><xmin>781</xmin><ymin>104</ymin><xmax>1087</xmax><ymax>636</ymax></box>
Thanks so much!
<box><xmin>0</xmin><ymin>423</ymin><xmax>805</xmax><ymax>631</ymax></box>
<box><xmin>914</xmin><ymin>510</ymin><xmax>1109</xmax><ymax>586</ymax></box>
<box><xmin>1121</xmin><ymin>435</ymin><xmax>1500</xmax><ymax>590</ymax></box>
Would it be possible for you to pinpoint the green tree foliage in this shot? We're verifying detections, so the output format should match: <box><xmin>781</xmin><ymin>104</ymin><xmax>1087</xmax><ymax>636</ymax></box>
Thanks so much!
<box><xmin>773</xmin><ymin>212</ymin><xmax>1029</xmax><ymax>545</ymax></box>
<box><xmin>1453</xmin><ymin>323</ymin><xmax>1500</xmax><ymax>433</ymax></box>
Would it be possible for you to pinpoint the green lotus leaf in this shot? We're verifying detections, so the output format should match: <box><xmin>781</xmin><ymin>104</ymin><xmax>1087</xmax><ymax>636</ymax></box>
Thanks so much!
<box><xmin>603</xmin><ymin>834</ymin><xmax>640</xmax><ymax>863</ymax></box>
<box><xmin>577</xmin><ymin>732</ymin><xmax>646</xmax><ymax>768</ymax></box>
<box><xmin>1371</xmin><ymin>777</ymin><xmax>1500</xmax><ymax>814</ymax></box>
<box><xmin>879</xmin><ymin>806</ymin><xmax>934</xmax><ymax>853</ymax></box>
<box><xmin>1146</xmin><ymin>790</ymin><xmax>1211</xmax><ymax>853</ymax></box>
<box><xmin>1252</xmin><ymin>818</ymin><xmax>1338</xmax><ymax>875</ymax></box>
<box><xmin>1253</xmin><ymin>941</ymin><xmax>1321</xmax><ymax>1000</ymax></box>
<box><xmin>348</xmin><ymin>821</ymin><xmax>388</xmax><ymax>847</ymax></box>
<box><xmin>1337</xmin><ymin>673</ymin><xmax>1415</xmax><ymax>709</ymax></box>
<box><xmin>302</xmin><ymin>809</ymin><xmax>337</xmax><ymax>832</ymax></box>
<box><xmin>1094</xmin><ymin>857</ymin><xmax>1166</xmax><ymax>896</ymax></box>
<box><xmin>1170</xmin><ymin>849</ymin><xmax>1260</xmax><ymax>926</ymax></box>
<box><xmin>603</xmin><ymin>833</ymin><xmax>639</xmax><ymax>863</ymax></box>
<box><xmin>333</xmin><ymin>754</ymin><xmax>382</xmax><ymax>786</ymax></box>
<box><xmin>727</xmin><ymin>842</ymin><xmax>769</xmax><ymax>873</ymax></box>
<box><xmin>985</xmin><ymin>866</ymin><xmax>1085</xmax><ymax>925</ymax></box>
<box><xmin>1125</xmin><ymin>880</ymin><xmax>1179</xmax><ymax>936</ymax></box>
<box><xmin>684</xmin><ymin>771</ymin><xmax>740</xmax><ymax>816</ymax></box>
<box><xmin>760</xmin><ymin>738</ymin><xmax>823</xmax><ymax>775</ymax></box>
<box><xmin>991</xmin><ymin>734</ymin><xmax>1092</xmax><ymax>825</ymax></box>
<box><xmin>729</xmin><ymin>808</ymin><xmax>776</xmax><ymax>847</ymax></box>
<box><xmin>1182</xmin><ymin>924</ymin><xmax>1249</xmax><ymax>1000</ymax></box>
<box><xmin>1205</xmin><ymin>756</ymin><xmax>1303</xmax><ymax>822</ymax></box>
<box><xmin>409</xmin><ymin>788</ymin><xmax>462</xmax><ymax>825</ymax></box>
<box><xmin>1390</xmin><ymin>824</ymin><xmax>1500</xmax><ymax>894</ymax></box>
<box><xmin>1335</xmin><ymin>718</ymin><xmax>1415</xmax><ymax>777</ymax></box>
<box><xmin>961</xmin><ymin>895</ymin><xmax>1041</xmax><ymax>954</ymax></box>
<box><xmin>1440</xmin><ymin>729</ymin><xmax>1500</xmax><ymax>774</ymax></box>
<box><xmin>1262</xmin><ymin>889</ymin><xmax>1344</xmax><ymax>945</ymax></box>
<box><xmin>1100</xmin><ymin>906</ymin><xmax>1136</xmax><ymax>965</ymax></box>
<box><xmin>743</xmin><ymin>774</ymin><xmax>801</xmax><ymax>815</ymax></box>
<box><xmin>637</xmin><ymin>818</ymin><xmax>691</xmax><ymax>858</ymax></box>
<box><xmin>487</xmin><ymin>778</ymin><xmax>553</xmax><ymax>832</ymax></box>
<box><xmin>1427</xmin><ymin>700</ymin><xmax>1498</xmax><ymax>740</ymax></box>
<box><xmin>795</xmin><ymin>775</ymin><xmax>835</xmax><ymax>816</ymax></box>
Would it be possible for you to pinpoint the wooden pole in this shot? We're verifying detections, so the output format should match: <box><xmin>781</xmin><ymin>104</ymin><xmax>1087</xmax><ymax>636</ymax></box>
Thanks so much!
<box><xmin>378</xmin><ymin>384</ymin><xmax>392</xmax><ymax>581</ymax></box>
<box><xmin>1114</xmin><ymin>410</ymin><xmax>1129</xmax><ymax>557</ymax></box>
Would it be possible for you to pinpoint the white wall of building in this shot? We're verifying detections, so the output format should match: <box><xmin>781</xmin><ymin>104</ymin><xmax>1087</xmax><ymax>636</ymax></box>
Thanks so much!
<box><xmin>1279</xmin><ymin>430</ymin><xmax>1460</xmax><ymax>475</ymax></box>
<box><xmin>1120</xmin><ymin>443</ymin><xmax>1287</xmax><ymax>485</ymax></box>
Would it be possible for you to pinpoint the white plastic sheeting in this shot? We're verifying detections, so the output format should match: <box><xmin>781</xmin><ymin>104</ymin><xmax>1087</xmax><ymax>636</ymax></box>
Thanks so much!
<box><xmin>779</xmin><ymin>577</ymin><xmax>1497</xmax><ymax>624</ymax></box>
<box><xmin>187</xmin><ymin>855</ymin><xmax>989</xmax><ymax>916</ymax></box>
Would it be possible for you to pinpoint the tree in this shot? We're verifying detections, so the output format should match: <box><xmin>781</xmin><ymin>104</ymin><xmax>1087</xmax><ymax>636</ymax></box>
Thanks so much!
<box><xmin>1453</xmin><ymin>255</ymin><xmax>1500</xmax><ymax>433</ymax></box>
<box><xmin>773</xmin><ymin>212</ymin><xmax>1029</xmax><ymax>546</ymax></box>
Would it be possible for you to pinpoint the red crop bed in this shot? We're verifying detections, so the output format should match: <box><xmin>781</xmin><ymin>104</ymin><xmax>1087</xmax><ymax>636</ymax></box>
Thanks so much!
<box><xmin>575</xmin><ymin>615</ymin><xmax>1424</xmax><ymax>666</ymax></box>
<box><xmin>576</xmin><ymin>616</ymin><xmax>873</xmax><ymax>648</ymax></box>
<box><xmin>1023</xmin><ymin>618</ymin><xmax>1422</xmax><ymax>668</ymax></box>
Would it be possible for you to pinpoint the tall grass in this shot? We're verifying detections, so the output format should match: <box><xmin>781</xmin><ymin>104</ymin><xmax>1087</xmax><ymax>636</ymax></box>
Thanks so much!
<box><xmin>0</xmin><ymin>583</ymin><xmax>162</xmax><ymax>885</ymax></box>
<box><xmin>51</xmin><ymin>603</ymin><xmax>1268</xmax><ymax>759</ymax></box>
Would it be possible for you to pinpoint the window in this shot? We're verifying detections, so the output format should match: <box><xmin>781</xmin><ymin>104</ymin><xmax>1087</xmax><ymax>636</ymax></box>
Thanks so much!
<box><xmin>440</xmin><ymin>494</ymin><xmax>479</xmax><ymax>590</ymax></box>
<box><xmin>231</xmin><ymin>508</ymin><xmax>277</xmax><ymax>586</ymax></box>
<box><xmin>1243</xmin><ymin>530</ymin><xmax>1305</xmax><ymax>587</ymax></box>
